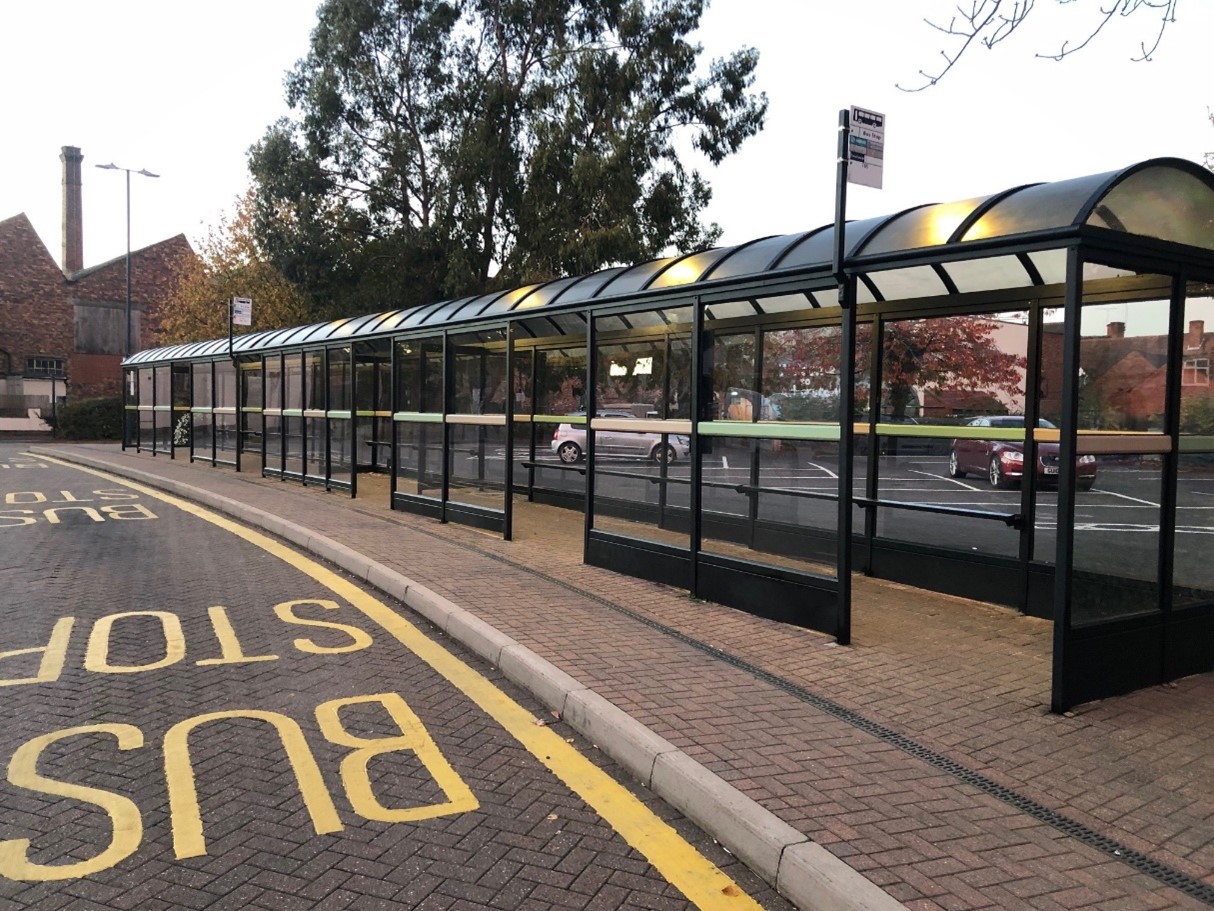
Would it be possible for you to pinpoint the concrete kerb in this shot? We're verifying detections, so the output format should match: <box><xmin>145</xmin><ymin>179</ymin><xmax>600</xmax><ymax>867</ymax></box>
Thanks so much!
<box><xmin>29</xmin><ymin>447</ymin><xmax>908</xmax><ymax>911</ymax></box>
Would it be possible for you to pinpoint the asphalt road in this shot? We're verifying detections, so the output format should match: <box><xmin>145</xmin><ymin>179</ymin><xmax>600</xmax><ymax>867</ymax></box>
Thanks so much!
<box><xmin>0</xmin><ymin>443</ymin><xmax>790</xmax><ymax>911</ymax></box>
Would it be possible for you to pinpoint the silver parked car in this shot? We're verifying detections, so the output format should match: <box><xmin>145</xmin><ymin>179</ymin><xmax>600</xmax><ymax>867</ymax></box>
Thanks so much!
<box><xmin>551</xmin><ymin>412</ymin><xmax>689</xmax><ymax>464</ymax></box>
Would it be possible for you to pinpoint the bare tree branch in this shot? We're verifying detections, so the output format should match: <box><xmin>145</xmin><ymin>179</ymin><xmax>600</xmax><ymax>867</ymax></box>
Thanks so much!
<box><xmin>899</xmin><ymin>0</ymin><xmax>1179</xmax><ymax>91</ymax></box>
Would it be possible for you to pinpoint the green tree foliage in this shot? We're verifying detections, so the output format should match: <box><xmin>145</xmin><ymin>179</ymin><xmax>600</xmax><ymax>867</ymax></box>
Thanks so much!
<box><xmin>161</xmin><ymin>191</ymin><xmax>311</xmax><ymax>345</ymax></box>
<box><xmin>248</xmin><ymin>0</ymin><xmax>767</xmax><ymax>315</ymax></box>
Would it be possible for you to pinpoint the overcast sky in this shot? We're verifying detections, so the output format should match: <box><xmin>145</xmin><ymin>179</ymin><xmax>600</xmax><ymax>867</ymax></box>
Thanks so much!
<box><xmin>1</xmin><ymin>0</ymin><xmax>1210</xmax><ymax>273</ymax></box>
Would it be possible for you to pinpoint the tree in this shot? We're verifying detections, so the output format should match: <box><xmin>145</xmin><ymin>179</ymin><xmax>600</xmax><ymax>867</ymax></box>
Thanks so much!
<box><xmin>248</xmin><ymin>0</ymin><xmax>767</xmax><ymax>314</ymax></box>
<box><xmin>161</xmin><ymin>191</ymin><xmax>311</xmax><ymax>345</ymax></box>
<box><xmin>900</xmin><ymin>0</ymin><xmax>1180</xmax><ymax>91</ymax></box>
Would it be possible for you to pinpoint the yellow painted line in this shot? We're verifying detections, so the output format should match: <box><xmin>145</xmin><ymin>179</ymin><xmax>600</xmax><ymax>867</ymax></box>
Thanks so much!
<box><xmin>35</xmin><ymin>453</ymin><xmax>760</xmax><ymax>911</ymax></box>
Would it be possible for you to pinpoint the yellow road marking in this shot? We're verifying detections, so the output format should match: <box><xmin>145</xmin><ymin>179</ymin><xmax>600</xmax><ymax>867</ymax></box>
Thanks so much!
<box><xmin>37</xmin><ymin>454</ymin><xmax>762</xmax><ymax>910</ymax></box>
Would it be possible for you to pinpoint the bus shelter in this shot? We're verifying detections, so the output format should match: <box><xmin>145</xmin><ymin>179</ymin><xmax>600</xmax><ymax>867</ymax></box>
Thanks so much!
<box><xmin>124</xmin><ymin>158</ymin><xmax>1214</xmax><ymax>711</ymax></box>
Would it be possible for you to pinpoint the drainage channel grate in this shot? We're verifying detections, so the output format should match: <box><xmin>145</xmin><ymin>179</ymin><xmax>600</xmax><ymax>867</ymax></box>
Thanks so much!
<box><xmin>401</xmin><ymin>522</ymin><xmax>1214</xmax><ymax>906</ymax></box>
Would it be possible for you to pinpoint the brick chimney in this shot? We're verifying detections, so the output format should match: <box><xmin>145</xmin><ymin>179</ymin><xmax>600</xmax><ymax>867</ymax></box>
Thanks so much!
<box><xmin>1106</xmin><ymin>321</ymin><xmax>1125</xmax><ymax>339</ymax></box>
<box><xmin>61</xmin><ymin>145</ymin><xmax>84</xmax><ymax>274</ymax></box>
<box><xmin>1187</xmin><ymin>319</ymin><xmax>1206</xmax><ymax>350</ymax></box>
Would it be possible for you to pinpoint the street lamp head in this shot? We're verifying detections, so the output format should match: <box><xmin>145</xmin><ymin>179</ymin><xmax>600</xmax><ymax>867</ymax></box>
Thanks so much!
<box><xmin>137</xmin><ymin>169</ymin><xmax>160</xmax><ymax>179</ymax></box>
<box><xmin>95</xmin><ymin>162</ymin><xmax>120</xmax><ymax>170</ymax></box>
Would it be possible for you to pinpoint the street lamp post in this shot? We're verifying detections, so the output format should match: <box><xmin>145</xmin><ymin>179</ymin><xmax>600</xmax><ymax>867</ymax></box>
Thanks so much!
<box><xmin>95</xmin><ymin>162</ymin><xmax>159</xmax><ymax>357</ymax></box>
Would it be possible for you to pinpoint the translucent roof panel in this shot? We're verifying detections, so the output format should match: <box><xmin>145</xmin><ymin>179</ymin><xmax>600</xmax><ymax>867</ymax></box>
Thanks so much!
<box><xmin>514</xmin><ymin>276</ymin><xmax>580</xmax><ymax>311</ymax></box>
<box><xmin>648</xmin><ymin>248</ymin><xmax>735</xmax><ymax>289</ymax></box>
<box><xmin>448</xmin><ymin>291</ymin><xmax>506</xmax><ymax>322</ymax></box>
<box><xmin>1028</xmin><ymin>249</ymin><xmax>1068</xmax><ymax>285</ymax></box>
<box><xmin>597</xmin><ymin>257</ymin><xmax>676</xmax><ymax>297</ymax></box>
<box><xmin>400</xmin><ymin>297</ymin><xmax>469</xmax><ymax>330</ymax></box>
<box><xmin>866</xmin><ymin>265</ymin><xmax>948</xmax><ymax>302</ymax></box>
<box><xmin>552</xmin><ymin>266</ymin><xmax>628</xmax><ymax>307</ymax></box>
<box><xmin>706</xmin><ymin>233</ymin><xmax>813</xmax><ymax>281</ymax></box>
<box><xmin>963</xmin><ymin>173</ymin><xmax>1113</xmax><ymax>241</ymax></box>
<box><xmin>1087</xmin><ymin>163</ymin><xmax>1214</xmax><ymax>249</ymax></box>
<box><xmin>777</xmin><ymin>216</ymin><xmax>891</xmax><ymax>271</ymax></box>
<box><xmin>475</xmin><ymin>284</ymin><xmax>543</xmax><ymax>320</ymax></box>
<box><xmin>939</xmin><ymin>255</ymin><xmax>1037</xmax><ymax>293</ymax></box>
<box><xmin>861</xmin><ymin>199</ymin><xmax>990</xmax><ymax>256</ymax></box>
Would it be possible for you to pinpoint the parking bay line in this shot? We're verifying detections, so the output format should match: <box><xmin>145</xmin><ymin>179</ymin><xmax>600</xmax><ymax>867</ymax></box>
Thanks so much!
<box><xmin>39</xmin><ymin>454</ymin><xmax>762</xmax><ymax>911</ymax></box>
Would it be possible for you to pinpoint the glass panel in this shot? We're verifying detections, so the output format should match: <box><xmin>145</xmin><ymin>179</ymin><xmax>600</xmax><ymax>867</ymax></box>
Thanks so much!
<box><xmin>595</xmin><ymin>328</ymin><xmax>681</xmax><ymax>418</ymax></box>
<box><xmin>763</xmin><ymin>325</ymin><xmax>843</xmax><ymax>422</ymax></box>
<box><xmin>263</xmin><ymin>414</ymin><xmax>283</xmax><ymax>473</ymax></box>
<box><xmin>188</xmin><ymin>412</ymin><xmax>210</xmax><ymax>461</ymax></box>
<box><xmin>328</xmin><ymin>347</ymin><xmax>352</xmax><ymax>412</ymax></box>
<box><xmin>700</xmin><ymin>436</ymin><xmax>837</xmax><ymax>578</ymax></box>
<box><xmin>305</xmin><ymin>417</ymin><xmax>326</xmax><ymax>478</ymax></box>
<box><xmin>284</xmin><ymin>355</ymin><xmax>303</xmax><ymax>410</ymax></box>
<box><xmin>139</xmin><ymin>408</ymin><xmax>154</xmax><ymax>450</ymax></box>
<box><xmin>216</xmin><ymin>413</ymin><xmax>238</xmax><ymax>458</ymax></box>
<box><xmin>284</xmin><ymin>415</ymin><xmax>305</xmax><ymax>476</ymax></box>
<box><xmin>1071</xmin><ymin>453</ymin><xmax>1162</xmax><ymax>625</ymax></box>
<box><xmin>447</xmin><ymin>424</ymin><xmax>506</xmax><ymax>513</ymax></box>
<box><xmin>153</xmin><ymin>365</ymin><xmax>170</xmax><ymax>407</ymax></box>
<box><xmin>1091</xmin><ymin>165</ymin><xmax>1214</xmax><ymax>250</ymax></box>
<box><xmin>879</xmin><ymin>314</ymin><xmax>1028</xmax><ymax>425</ymax></box>
<box><xmin>215</xmin><ymin>361</ymin><xmax>236</xmax><ymax>409</ymax></box>
<box><xmin>1078</xmin><ymin>287</ymin><xmax>1170</xmax><ymax>431</ymax></box>
<box><xmin>395</xmin><ymin>423</ymin><xmax>443</xmax><ymax>498</ymax></box>
<box><xmin>713</xmin><ymin>332</ymin><xmax>757</xmax><ymax>422</ymax></box>
<box><xmin>171</xmin><ymin>364</ymin><xmax>190</xmax><ymax>407</ymax></box>
<box><xmin>591</xmin><ymin>430</ymin><xmax>690</xmax><ymax>549</ymax></box>
<box><xmin>757</xmin><ymin>291</ymin><xmax>819</xmax><ymax>316</ymax></box>
<box><xmin>329</xmin><ymin>417</ymin><xmax>353</xmax><ymax>487</ymax></box>
<box><xmin>305</xmin><ymin>351</ymin><xmax>325</xmax><ymax>411</ymax></box>
<box><xmin>451</xmin><ymin>329</ymin><xmax>507</xmax><ymax>414</ymax></box>
<box><xmin>191</xmin><ymin>363</ymin><xmax>212</xmax><ymax>408</ymax></box>
<box><xmin>395</xmin><ymin>337</ymin><xmax>444</xmax><ymax>413</ymax></box>
<box><xmin>1175</xmin><ymin>287</ymin><xmax>1214</xmax><ymax>607</ymax></box>
<box><xmin>779</xmin><ymin>217</ymin><xmax>887</xmax><ymax>270</ymax></box>
<box><xmin>536</xmin><ymin>346</ymin><xmax>586</xmax><ymax>416</ymax></box>
<box><xmin>264</xmin><ymin>355</ymin><xmax>283</xmax><ymax>411</ymax></box>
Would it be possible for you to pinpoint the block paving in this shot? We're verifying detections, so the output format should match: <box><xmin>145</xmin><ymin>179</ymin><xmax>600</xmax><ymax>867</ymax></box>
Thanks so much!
<box><xmin>0</xmin><ymin>445</ymin><xmax>786</xmax><ymax>910</ymax></box>
<box><xmin>30</xmin><ymin>443</ymin><xmax>1214</xmax><ymax>911</ymax></box>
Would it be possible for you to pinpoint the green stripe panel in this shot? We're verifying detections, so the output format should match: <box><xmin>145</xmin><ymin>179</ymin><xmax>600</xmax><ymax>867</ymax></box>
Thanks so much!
<box><xmin>1179</xmin><ymin>435</ymin><xmax>1214</xmax><ymax>453</ymax></box>
<box><xmin>153</xmin><ymin>405</ymin><xmax>173</xmax><ymax>412</ymax></box>
<box><xmin>699</xmin><ymin>421</ymin><xmax>841</xmax><ymax>441</ymax></box>
<box><xmin>191</xmin><ymin>407</ymin><xmax>214</xmax><ymax>414</ymax></box>
<box><xmin>240</xmin><ymin>407</ymin><xmax>263</xmax><ymax>414</ymax></box>
<box><xmin>282</xmin><ymin>409</ymin><xmax>304</xmax><ymax>417</ymax></box>
<box><xmin>327</xmin><ymin>410</ymin><xmax>352</xmax><ymax>419</ymax></box>
<box><xmin>393</xmin><ymin>412</ymin><xmax>444</xmax><ymax>424</ymax></box>
<box><xmin>874</xmin><ymin>424</ymin><xmax>1025</xmax><ymax>441</ymax></box>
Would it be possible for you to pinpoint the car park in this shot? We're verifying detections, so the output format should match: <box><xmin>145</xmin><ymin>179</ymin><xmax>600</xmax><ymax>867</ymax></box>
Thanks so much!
<box><xmin>948</xmin><ymin>416</ymin><xmax>1097</xmax><ymax>490</ymax></box>
<box><xmin>551</xmin><ymin>412</ymin><xmax>689</xmax><ymax>464</ymax></box>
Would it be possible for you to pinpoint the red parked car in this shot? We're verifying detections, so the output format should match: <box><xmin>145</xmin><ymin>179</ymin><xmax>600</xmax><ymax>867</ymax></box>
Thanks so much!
<box><xmin>948</xmin><ymin>416</ymin><xmax>1097</xmax><ymax>490</ymax></box>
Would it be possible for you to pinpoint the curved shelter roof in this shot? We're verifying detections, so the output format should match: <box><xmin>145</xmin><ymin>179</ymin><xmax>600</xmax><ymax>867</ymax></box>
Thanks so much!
<box><xmin>126</xmin><ymin>158</ymin><xmax>1214</xmax><ymax>365</ymax></box>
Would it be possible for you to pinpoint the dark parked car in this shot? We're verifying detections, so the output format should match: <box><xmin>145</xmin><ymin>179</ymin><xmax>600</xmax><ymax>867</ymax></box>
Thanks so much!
<box><xmin>949</xmin><ymin>416</ymin><xmax>1097</xmax><ymax>490</ymax></box>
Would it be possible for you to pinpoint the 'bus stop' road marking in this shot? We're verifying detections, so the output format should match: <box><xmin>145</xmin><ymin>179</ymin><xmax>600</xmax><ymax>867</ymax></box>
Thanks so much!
<box><xmin>34</xmin><ymin>454</ymin><xmax>762</xmax><ymax>911</ymax></box>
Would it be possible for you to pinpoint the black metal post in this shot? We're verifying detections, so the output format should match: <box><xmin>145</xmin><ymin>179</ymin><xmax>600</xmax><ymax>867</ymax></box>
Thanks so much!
<box><xmin>504</xmin><ymin>322</ymin><xmax>515</xmax><ymax>541</ymax></box>
<box><xmin>833</xmin><ymin>107</ymin><xmax>855</xmax><ymax>645</ymax></box>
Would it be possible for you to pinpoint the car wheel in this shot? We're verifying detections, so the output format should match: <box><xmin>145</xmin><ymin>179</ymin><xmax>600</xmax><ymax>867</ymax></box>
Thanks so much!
<box><xmin>556</xmin><ymin>441</ymin><xmax>582</xmax><ymax>464</ymax></box>
<box><xmin>1078</xmin><ymin>479</ymin><xmax>1095</xmax><ymax>492</ymax></box>
<box><xmin>652</xmin><ymin>442</ymin><xmax>677</xmax><ymax>465</ymax></box>
<box><xmin>948</xmin><ymin>449</ymin><xmax>967</xmax><ymax>479</ymax></box>
<box><xmin>989</xmin><ymin>456</ymin><xmax>1010</xmax><ymax>489</ymax></box>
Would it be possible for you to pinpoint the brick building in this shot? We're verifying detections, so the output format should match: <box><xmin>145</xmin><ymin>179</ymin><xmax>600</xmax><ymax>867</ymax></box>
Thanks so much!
<box><xmin>0</xmin><ymin>146</ymin><xmax>195</xmax><ymax>418</ymax></box>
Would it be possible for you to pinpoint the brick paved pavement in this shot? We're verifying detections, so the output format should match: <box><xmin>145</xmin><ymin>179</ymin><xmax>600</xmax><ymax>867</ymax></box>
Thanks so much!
<box><xmin>32</xmin><ymin>444</ymin><xmax>1214</xmax><ymax>911</ymax></box>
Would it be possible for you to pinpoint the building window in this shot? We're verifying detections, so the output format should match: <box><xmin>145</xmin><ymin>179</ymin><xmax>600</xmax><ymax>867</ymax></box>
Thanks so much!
<box><xmin>25</xmin><ymin>356</ymin><xmax>66</xmax><ymax>378</ymax></box>
<box><xmin>1182</xmin><ymin>358</ymin><xmax>1210</xmax><ymax>386</ymax></box>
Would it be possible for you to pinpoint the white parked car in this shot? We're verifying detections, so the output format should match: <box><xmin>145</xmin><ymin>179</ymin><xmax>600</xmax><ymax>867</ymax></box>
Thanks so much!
<box><xmin>551</xmin><ymin>412</ymin><xmax>689</xmax><ymax>464</ymax></box>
